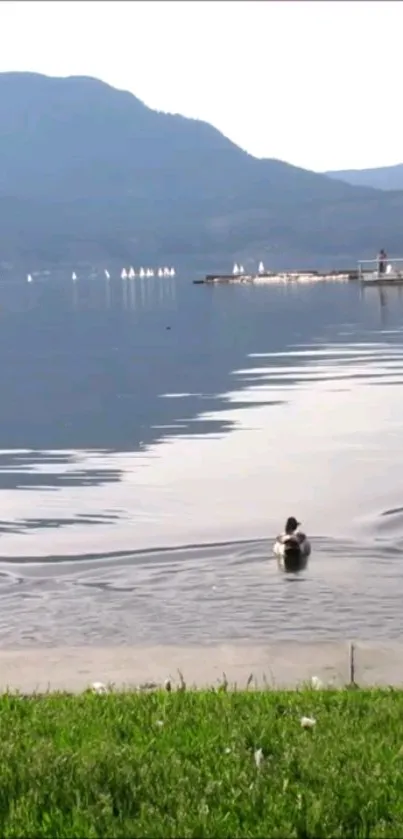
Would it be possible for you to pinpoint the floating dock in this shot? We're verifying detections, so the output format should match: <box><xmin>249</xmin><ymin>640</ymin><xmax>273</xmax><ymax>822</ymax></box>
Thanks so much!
<box><xmin>360</xmin><ymin>277</ymin><xmax>403</xmax><ymax>286</ymax></box>
<box><xmin>193</xmin><ymin>268</ymin><xmax>368</xmax><ymax>286</ymax></box>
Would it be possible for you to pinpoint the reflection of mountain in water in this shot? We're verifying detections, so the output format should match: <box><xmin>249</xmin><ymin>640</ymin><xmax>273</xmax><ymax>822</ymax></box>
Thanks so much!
<box><xmin>0</xmin><ymin>273</ymin><xmax>362</xmax><ymax>452</ymax></box>
<box><xmin>0</xmin><ymin>450</ymin><xmax>126</xmax><ymax>536</ymax></box>
<box><xmin>0</xmin><ymin>274</ymin><xmax>403</xmax><ymax>562</ymax></box>
<box><xmin>0</xmin><ymin>275</ymin><xmax>403</xmax><ymax>456</ymax></box>
<box><xmin>0</xmin><ymin>451</ymin><xmax>122</xmax><ymax>490</ymax></box>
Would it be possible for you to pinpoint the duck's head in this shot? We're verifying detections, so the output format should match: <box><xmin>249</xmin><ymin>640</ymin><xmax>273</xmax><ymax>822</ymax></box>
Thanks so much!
<box><xmin>285</xmin><ymin>516</ymin><xmax>300</xmax><ymax>534</ymax></box>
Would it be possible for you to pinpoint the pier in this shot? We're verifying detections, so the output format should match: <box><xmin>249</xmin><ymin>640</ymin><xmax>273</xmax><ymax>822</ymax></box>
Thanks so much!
<box><xmin>193</xmin><ymin>268</ymin><xmax>368</xmax><ymax>285</ymax></box>
<box><xmin>358</xmin><ymin>257</ymin><xmax>403</xmax><ymax>285</ymax></box>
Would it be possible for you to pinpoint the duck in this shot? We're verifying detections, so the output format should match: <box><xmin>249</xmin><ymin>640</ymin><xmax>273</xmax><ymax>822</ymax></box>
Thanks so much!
<box><xmin>273</xmin><ymin>516</ymin><xmax>311</xmax><ymax>572</ymax></box>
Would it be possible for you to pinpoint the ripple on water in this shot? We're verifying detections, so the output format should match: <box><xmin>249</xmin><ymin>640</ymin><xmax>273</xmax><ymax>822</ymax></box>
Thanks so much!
<box><xmin>0</xmin><ymin>535</ymin><xmax>401</xmax><ymax>646</ymax></box>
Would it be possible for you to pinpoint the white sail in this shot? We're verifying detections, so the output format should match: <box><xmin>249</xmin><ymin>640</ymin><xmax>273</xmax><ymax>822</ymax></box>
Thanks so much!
<box><xmin>233</xmin><ymin>262</ymin><xmax>239</xmax><ymax>275</ymax></box>
<box><xmin>258</xmin><ymin>261</ymin><xmax>265</xmax><ymax>274</ymax></box>
<box><xmin>157</xmin><ymin>268</ymin><xmax>163</xmax><ymax>277</ymax></box>
<box><xmin>121</xmin><ymin>268</ymin><xmax>128</xmax><ymax>280</ymax></box>
<box><xmin>104</xmin><ymin>269</ymin><xmax>110</xmax><ymax>280</ymax></box>
<box><xmin>72</xmin><ymin>272</ymin><xmax>77</xmax><ymax>281</ymax></box>
<box><xmin>145</xmin><ymin>268</ymin><xmax>152</xmax><ymax>277</ymax></box>
<box><xmin>139</xmin><ymin>267</ymin><xmax>145</xmax><ymax>278</ymax></box>
<box><xmin>239</xmin><ymin>264</ymin><xmax>244</xmax><ymax>274</ymax></box>
<box><xmin>169</xmin><ymin>267</ymin><xmax>176</xmax><ymax>277</ymax></box>
<box><xmin>163</xmin><ymin>266</ymin><xmax>170</xmax><ymax>277</ymax></box>
<box><xmin>27</xmin><ymin>273</ymin><xmax>33</xmax><ymax>283</ymax></box>
<box><xmin>128</xmin><ymin>266</ymin><xmax>136</xmax><ymax>279</ymax></box>
<box><xmin>149</xmin><ymin>268</ymin><xmax>155</xmax><ymax>277</ymax></box>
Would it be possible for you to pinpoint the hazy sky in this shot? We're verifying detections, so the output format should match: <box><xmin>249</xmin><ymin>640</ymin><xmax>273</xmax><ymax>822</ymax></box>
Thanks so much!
<box><xmin>0</xmin><ymin>0</ymin><xmax>400</xmax><ymax>172</ymax></box>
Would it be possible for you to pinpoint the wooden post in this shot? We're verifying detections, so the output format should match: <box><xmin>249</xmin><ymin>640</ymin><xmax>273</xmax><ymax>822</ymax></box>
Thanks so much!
<box><xmin>349</xmin><ymin>641</ymin><xmax>355</xmax><ymax>686</ymax></box>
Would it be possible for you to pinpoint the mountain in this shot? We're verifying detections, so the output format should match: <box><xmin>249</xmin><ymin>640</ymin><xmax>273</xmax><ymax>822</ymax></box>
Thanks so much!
<box><xmin>0</xmin><ymin>71</ymin><xmax>403</xmax><ymax>271</ymax></box>
<box><xmin>325</xmin><ymin>164</ymin><xmax>403</xmax><ymax>191</ymax></box>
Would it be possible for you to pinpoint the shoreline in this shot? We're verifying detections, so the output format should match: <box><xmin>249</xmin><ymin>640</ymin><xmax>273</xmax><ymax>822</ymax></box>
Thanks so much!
<box><xmin>0</xmin><ymin>641</ymin><xmax>402</xmax><ymax>693</ymax></box>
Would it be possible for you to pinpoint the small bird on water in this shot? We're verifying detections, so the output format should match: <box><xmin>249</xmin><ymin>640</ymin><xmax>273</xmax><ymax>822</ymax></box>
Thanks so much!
<box><xmin>273</xmin><ymin>516</ymin><xmax>311</xmax><ymax>572</ymax></box>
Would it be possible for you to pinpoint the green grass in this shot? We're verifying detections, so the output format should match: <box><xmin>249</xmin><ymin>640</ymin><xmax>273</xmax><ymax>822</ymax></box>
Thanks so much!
<box><xmin>0</xmin><ymin>687</ymin><xmax>403</xmax><ymax>836</ymax></box>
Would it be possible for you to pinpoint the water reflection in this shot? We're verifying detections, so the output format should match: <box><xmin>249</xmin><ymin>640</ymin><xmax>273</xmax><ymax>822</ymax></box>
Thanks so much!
<box><xmin>0</xmin><ymin>278</ymin><xmax>402</xmax><ymax>557</ymax></box>
<box><xmin>0</xmin><ymin>275</ymin><xmax>287</xmax><ymax>455</ymax></box>
<box><xmin>0</xmin><ymin>277</ymin><xmax>403</xmax><ymax>643</ymax></box>
<box><xmin>68</xmin><ymin>273</ymin><xmax>177</xmax><ymax>313</ymax></box>
<box><xmin>0</xmin><ymin>451</ymin><xmax>123</xmax><ymax>490</ymax></box>
<box><xmin>361</xmin><ymin>284</ymin><xmax>403</xmax><ymax>326</ymax></box>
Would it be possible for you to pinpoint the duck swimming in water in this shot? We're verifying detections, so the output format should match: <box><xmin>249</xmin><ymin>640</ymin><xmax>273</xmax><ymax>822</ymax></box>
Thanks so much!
<box><xmin>273</xmin><ymin>516</ymin><xmax>311</xmax><ymax>572</ymax></box>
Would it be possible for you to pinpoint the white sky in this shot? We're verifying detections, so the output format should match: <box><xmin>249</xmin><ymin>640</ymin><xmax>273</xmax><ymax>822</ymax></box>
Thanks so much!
<box><xmin>0</xmin><ymin>0</ymin><xmax>401</xmax><ymax>172</ymax></box>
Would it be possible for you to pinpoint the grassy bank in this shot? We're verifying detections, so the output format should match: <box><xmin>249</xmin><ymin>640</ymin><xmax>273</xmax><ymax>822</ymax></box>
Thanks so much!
<box><xmin>0</xmin><ymin>688</ymin><xmax>402</xmax><ymax>837</ymax></box>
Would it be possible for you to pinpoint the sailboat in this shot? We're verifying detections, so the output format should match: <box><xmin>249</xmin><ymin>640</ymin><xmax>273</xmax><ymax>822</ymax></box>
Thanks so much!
<box><xmin>239</xmin><ymin>264</ymin><xmax>245</xmax><ymax>274</ymax></box>
<box><xmin>258</xmin><ymin>261</ymin><xmax>265</xmax><ymax>274</ymax></box>
<box><xmin>157</xmin><ymin>268</ymin><xmax>163</xmax><ymax>278</ymax></box>
<box><xmin>27</xmin><ymin>273</ymin><xmax>33</xmax><ymax>283</ymax></box>
<box><xmin>169</xmin><ymin>267</ymin><xmax>176</xmax><ymax>277</ymax></box>
<box><xmin>163</xmin><ymin>266</ymin><xmax>170</xmax><ymax>277</ymax></box>
<box><xmin>128</xmin><ymin>266</ymin><xmax>136</xmax><ymax>279</ymax></box>
<box><xmin>146</xmin><ymin>268</ymin><xmax>153</xmax><ymax>277</ymax></box>
<box><xmin>233</xmin><ymin>262</ymin><xmax>239</xmax><ymax>275</ymax></box>
<box><xmin>72</xmin><ymin>272</ymin><xmax>77</xmax><ymax>282</ymax></box>
<box><xmin>121</xmin><ymin>268</ymin><xmax>128</xmax><ymax>280</ymax></box>
<box><xmin>139</xmin><ymin>267</ymin><xmax>145</xmax><ymax>278</ymax></box>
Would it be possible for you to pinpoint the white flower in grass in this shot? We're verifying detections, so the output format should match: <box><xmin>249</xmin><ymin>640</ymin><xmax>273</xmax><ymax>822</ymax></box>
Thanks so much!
<box><xmin>311</xmin><ymin>676</ymin><xmax>323</xmax><ymax>690</ymax></box>
<box><xmin>91</xmin><ymin>681</ymin><xmax>108</xmax><ymax>695</ymax></box>
<box><xmin>301</xmin><ymin>716</ymin><xmax>316</xmax><ymax>729</ymax></box>
<box><xmin>254</xmin><ymin>748</ymin><xmax>264</xmax><ymax>768</ymax></box>
<box><xmin>156</xmin><ymin>720</ymin><xmax>164</xmax><ymax>728</ymax></box>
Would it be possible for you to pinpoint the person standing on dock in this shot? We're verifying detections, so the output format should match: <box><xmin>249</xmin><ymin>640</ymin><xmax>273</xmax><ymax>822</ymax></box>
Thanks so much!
<box><xmin>378</xmin><ymin>249</ymin><xmax>387</xmax><ymax>275</ymax></box>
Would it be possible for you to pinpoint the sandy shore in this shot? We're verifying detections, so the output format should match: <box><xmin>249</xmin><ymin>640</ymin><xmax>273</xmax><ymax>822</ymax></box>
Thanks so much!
<box><xmin>0</xmin><ymin>642</ymin><xmax>401</xmax><ymax>693</ymax></box>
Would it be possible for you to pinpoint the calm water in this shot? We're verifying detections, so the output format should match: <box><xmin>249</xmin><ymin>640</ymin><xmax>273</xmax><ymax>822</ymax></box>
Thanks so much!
<box><xmin>0</xmin><ymin>274</ymin><xmax>403</xmax><ymax>646</ymax></box>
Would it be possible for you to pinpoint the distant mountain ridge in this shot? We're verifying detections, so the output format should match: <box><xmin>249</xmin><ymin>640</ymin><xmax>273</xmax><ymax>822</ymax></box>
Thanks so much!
<box><xmin>0</xmin><ymin>71</ymin><xmax>403</xmax><ymax>270</ymax></box>
<box><xmin>325</xmin><ymin>163</ymin><xmax>403</xmax><ymax>191</ymax></box>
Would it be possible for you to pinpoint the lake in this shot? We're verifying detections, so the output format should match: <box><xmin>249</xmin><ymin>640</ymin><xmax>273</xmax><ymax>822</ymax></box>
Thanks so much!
<box><xmin>0</xmin><ymin>273</ymin><xmax>403</xmax><ymax>650</ymax></box>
